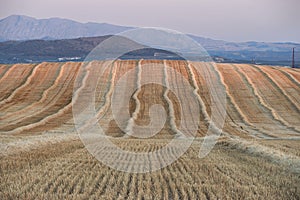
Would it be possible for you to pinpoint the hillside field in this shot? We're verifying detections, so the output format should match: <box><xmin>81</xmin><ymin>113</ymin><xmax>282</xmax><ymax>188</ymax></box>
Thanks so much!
<box><xmin>0</xmin><ymin>60</ymin><xmax>299</xmax><ymax>199</ymax></box>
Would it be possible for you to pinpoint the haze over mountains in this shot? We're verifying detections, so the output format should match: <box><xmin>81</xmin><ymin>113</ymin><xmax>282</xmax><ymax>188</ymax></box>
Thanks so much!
<box><xmin>0</xmin><ymin>15</ymin><xmax>299</xmax><ymax>66</ymax></box>
<box><xmin>0</xmin><ymin>15</ymin><xmax>132</xmax><ymax>41</ymax></box>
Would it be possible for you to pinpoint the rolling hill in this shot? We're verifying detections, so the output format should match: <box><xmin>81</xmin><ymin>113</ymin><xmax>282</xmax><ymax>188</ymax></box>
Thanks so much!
<box><xmin>0</xmin><ymin>60</ymin><xmax>299</xmax><ymax>137</ymax></box>
<box><xmin>0</xmin><ymin>60</ymin><xmax>299</xmax><ymax>199</ymax></box>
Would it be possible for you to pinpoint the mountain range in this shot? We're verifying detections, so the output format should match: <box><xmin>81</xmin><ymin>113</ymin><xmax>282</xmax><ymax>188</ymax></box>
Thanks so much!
<box><xmin>0</xmin><ymin>15</ymin><xmax>132</xmax><ymax>41</ymax></box>
<box><xmin>0</xmin><ymin>15</ymin><xmax>299</xmax><ymax>66</ymax></box>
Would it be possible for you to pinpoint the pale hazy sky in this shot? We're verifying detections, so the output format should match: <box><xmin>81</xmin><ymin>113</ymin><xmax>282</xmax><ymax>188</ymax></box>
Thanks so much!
<box><xmin>1</xmin><ymin>0</ymin><xmax>299</xmax><ymax>42</ymax></box>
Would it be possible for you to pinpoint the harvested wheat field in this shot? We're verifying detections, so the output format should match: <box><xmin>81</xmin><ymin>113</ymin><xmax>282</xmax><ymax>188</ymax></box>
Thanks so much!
<box><xmin>0</xmin><ymin>60</ymin><xmax>300</xmax><ymax>199</ymax></box>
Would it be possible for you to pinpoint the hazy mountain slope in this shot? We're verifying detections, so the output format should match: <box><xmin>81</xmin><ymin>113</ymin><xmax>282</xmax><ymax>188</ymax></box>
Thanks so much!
<box><xmin>0</xmin><ymin>36</ymin><xmax>299</xmax><ymax>66</ymax></box>
<box><xmin>189</xmin><ymin>35</ymin><xmax>300</xmax><ymax>65</ymax></box>
<box><xmin>0</xmin><ymin>15</ymin><xmax>299</xmax><ymax>65</ymax></box>
<box><xmin>189</xmin><ymin>35</ymin><xmax>300</xmax><ymax>52</ymax></box>
<box><xmin>0</xmin><ymin>15</ymin><xmax>132</xmax><ymax>41</ymax></box>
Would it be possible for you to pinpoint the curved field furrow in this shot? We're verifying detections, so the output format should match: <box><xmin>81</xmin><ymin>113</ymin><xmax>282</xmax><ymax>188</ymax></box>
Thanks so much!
<box><xmin>189</xmin><ymin>63</ymin><xmax>212</xmax><ymax>116</ymax></box>
<box><xmin>279</xmin><ymin>68</ymin><xmax>300</xmax><ymax>83</ymax></box>
<box><xmin>0</xmin><ymin>63</ymin><xmax>66</xmax><ymax>122</ymax></box>
<box><xmin>186</xmin><ymin>63</ymin><xmax>210</xmax><ymax>124</ymax></box>
<box><xmin>73</xmin><ymin>61</ymin><xmax>116</xmax><ymax>133</ymax></box>
<box><xmin>259</xmin><ymin>66</ymin><xmax>300</xmax><ymax>111</ymax></box>
<box><xmin>238</xmin><ymin>64</ymin><xmax>300</xmax><ymax>133</ymax></box>
<box><xmin>163</xmin><ymin>60</ymin><xmax>182</xmax><ymax>137</ymax></box>
<box><xmin>232</xmin><ymin>64</ymin><xmax>294</xmax><ymax>137</ymax></box>
<box><xmin>187</xmin><ymin>62</ymin><xmax>238</xmax><ymax>139</ymax></box>
<box><xmin>101</xmin><ymin>60</ymin><xmax>137</xmax><ymax>137</ymax></box>
<box><xmin>214</xmin><ymin>64</ymin><xmax>253</xmax><ymax>132</ymax></box>
<box><xmin>188</xmin><ymin>63</ymin><xmax>214</xmax><ymax>137</ymax></box>
<box><xmin>202</xmin><ymin>62</ymin><xmax>250</xmax><ymax>138</ymax></box>
<box><xmin>131</xmin><ymin>59</ymin><xmax>170</xmax><ymax>138</ymax></box>
<box><xmin>236</xmin><ymin>65</ymin><xmax>290</xmax><ymax>130</ymax></box>
<box><xmin>95</xmin><ymin>61</ymin><xmax>116</xmax><ymax>112</ymax></box>
<box><xmin>0</xmin><ymin>63</ymin><xmax>77</xmax><ymax>131</ymax></box>
<box><xmin>218</xmin><ymin>64</ymin><xmax>283</xmax><ymax>138</ymax></box>
<box><xmin>189</xmin><ymin>62</ymin><xmax>243</xmax><ymax>139</ymax></box>
<box><xmin>0</xmin><ymin>63</ymin><xmax>82</xmax><ymax>134</ymax></box>
<box><xmin>203</xmin><ymin>63</ymin><xmax>229</xmax><ymax>128</ymax></box>
<box><xmin>0</xmin><ymin>63</ymin><xmax>62</xmax><ymax>119</ymax></box>
<box><xmin>0</xmin><ymin>63</ymin><xmax>43</xmax><ymax>109</ymax></box>
<box><xmin>26</xmin><ymin>62</ymin><xmax>89</xmax><ymax>134</ymax></box>
<box><xmin>277</xmin><ymin>67</ymin><xmax>300</xmax><ymax>87</ymax></box>
<box><xmin>0</xmin><ymin>63</ymin><xmax>36</xmax><ymax>102</ymax></box>
<box><xmin>18</xmin><ymin>62</ymin><xmax>85</xmax><ymax>134</ymax></box>
<box><xmin>175</xmin><ymin>63</ymin><xmax>197</xmax><ymax>136</ymax></box>
<box><xmin>125</xmin><ymin>60</ymin><xmax>142</xmax><ymax>135</ymax></box>
<box><xmin>250</xmin><ymin>65</ymin><xmax>300</xmax><ymax>131</ymax></box>
<box><xmin>165</xmin><ymin>60</ymin><xmax>204</xmax><ymax>138</ymax></box>
<box><xmin>0</xmin><ymin>65</ymin><xmax>10</xmax><ymax>79</ymax></box>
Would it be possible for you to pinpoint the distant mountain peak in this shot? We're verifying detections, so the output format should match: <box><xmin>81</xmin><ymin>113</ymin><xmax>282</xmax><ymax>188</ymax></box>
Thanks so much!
<box><xmin>0</xmin><ymin>15</ymin><xmax>133</xmax><ymax>41</ymax></box>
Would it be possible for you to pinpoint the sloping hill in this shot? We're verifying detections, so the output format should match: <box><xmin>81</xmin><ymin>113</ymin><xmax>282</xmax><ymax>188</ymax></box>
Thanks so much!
<box><xmin>0</xmin><ymin>61</ymin><xmax>299</xmax><ymax>199</ymax></box>
<box><xmin>0</xmin><ymin>61</ymin><xmax>299</xmax><ymax>138</ymax></box>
